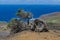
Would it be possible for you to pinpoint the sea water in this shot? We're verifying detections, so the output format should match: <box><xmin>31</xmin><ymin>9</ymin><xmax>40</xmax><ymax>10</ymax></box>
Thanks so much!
<box><xmin>0</xmin><ymin>5</ymin><xmax>60</xmax><ymax>22</ymax></box>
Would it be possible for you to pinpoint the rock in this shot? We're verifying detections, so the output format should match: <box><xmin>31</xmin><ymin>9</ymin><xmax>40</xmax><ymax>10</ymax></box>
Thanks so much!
<box><xmin>39</xmin><ymin>12</ymin><xmax>60</xmax><ymax>23</ymax></box>
<box><xmin>0</xmin><ymin>21</ymin><xmax>11</xmax><ymax>37</ymax></box>
<box><xmin>0</xmin><ymin>31</ymin><xmax>10</xmax><ymax>37</ymax></box>
<box><xmin>39</xmin><ymin>12</ymin><xmax>60</xmax><ymax>30</ymax></box>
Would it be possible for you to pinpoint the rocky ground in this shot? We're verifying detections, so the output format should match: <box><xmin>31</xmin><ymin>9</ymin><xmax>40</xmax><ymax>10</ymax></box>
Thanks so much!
<box><xmin>0</xmin><ymin>30</ymin><xmax>60</xmax><ymax>40</ymax></box>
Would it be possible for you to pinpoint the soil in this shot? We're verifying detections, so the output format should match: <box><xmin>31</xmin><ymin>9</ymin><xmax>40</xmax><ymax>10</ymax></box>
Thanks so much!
<box><xmin>0</xmin><ymin>30</ymin><xmax>60</xmax><ymax>40</ymax></box>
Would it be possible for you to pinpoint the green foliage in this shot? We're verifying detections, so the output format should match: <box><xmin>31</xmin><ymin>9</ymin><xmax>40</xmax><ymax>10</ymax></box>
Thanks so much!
<box><xmin>10</xmin><ymin>18</ymin><xmax>17</xmax><ymax>22</ymax></box>
<box><xmin>7</xmin><ymin>22</ymin><xmax>10</xmax><ymax>27</ymax></box>
<box><xmin>16</xmin><ymin>8</ymin><xmax>31</xmax><ymax>18</ymax></box>
<box><xmin>7</xmin><ymin>8</ymin><xmax>32</xmax><ymax>28</ymax></box>
<box><xmin>44</xmin><ymin>16</ymin><xmax>60</xmax><ymax>23</ymax></box>
<box><xmin>16</xmin><ymin>8</ymin><xmax>32</xmax><ymax>25</ymax></box>
<box><xmin>7</xmin><ymin>18</ymin><xmax>17</xmax><ymax>28</ymax></box>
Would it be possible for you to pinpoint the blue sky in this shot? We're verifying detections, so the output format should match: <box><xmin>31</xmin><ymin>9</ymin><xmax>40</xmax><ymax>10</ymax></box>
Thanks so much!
<box><xmin>0</xmin><ymin>0</ymin><xmax>60</xmax><ymax>4</ymax></box>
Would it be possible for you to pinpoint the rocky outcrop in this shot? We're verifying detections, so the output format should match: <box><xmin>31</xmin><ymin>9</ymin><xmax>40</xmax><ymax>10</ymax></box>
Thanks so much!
<box><xmin>39</xmin><ymin>12</ymin><xmax>60</xmax><ymax>23</ymax></box>
<box><xmin>39</xmin><ymin>12</ymin><xmax>60</xmax><ymax>30</ymax></box>
<box><xmin>0</xmin><ymin>21</ymin><xmax>10</xmax><ymax>37</ymax></box>
<box><xmin>0</xmin><ymin>21</ymin><xmax>7</xmax><ymax>26</ymax></box>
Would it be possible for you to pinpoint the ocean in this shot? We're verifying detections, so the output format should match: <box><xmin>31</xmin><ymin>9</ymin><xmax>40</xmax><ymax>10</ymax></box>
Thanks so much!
<box><xmin>0</xmin><ymin>5</ymin><xmax>60</xmax><ymax>22</ymax></box>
